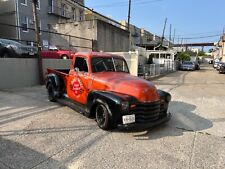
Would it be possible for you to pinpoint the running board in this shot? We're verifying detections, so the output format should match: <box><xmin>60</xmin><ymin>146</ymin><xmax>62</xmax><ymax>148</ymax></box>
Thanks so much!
<box><xmin>57</xmin><ymin>95</ymin><xmax>88</xmax><ymax>115</ymax></box>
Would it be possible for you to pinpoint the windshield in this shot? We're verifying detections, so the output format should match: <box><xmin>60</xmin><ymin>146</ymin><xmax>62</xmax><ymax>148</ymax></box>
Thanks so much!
<box><xmin>0</xmin><ymin>39</ymin><xmax>23</xmax><ymax>47</ymax></box>
<box><xmin>183</xmin><ymin>61</ymin><xmax>193</xmax><ymax>65</ymax></box>
<box><xmin>91</xmin><ymin>57</ymin><xmax>129</xmax><ymax>73</ymax></box>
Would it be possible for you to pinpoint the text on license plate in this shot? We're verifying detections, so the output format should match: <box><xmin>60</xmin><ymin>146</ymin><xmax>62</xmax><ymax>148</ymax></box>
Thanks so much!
<box><xmin>122</xmin><ymin>114</ymin><xmax>135</xmax><ymax>124</ymax></box>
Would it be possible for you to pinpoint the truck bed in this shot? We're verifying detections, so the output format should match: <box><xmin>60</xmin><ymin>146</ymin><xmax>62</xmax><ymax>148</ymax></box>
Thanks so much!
<box><xmin>47</xmin><ymin>68</ymin><xmax>70</xmax><ymax>77</ymax></box>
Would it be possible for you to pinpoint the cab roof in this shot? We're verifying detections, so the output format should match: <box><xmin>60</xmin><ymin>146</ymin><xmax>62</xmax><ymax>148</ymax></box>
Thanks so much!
<box><xmin>74</xmin><ymin>52</ymin><xmax>124</xmax><ymax>59</ymax></box>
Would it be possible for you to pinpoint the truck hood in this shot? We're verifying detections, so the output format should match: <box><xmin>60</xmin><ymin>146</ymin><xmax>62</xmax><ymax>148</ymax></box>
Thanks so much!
<box><xmin>92</xmin><ymin>72</ymin><xmax>160</xmax><ymax>103</ymax></box>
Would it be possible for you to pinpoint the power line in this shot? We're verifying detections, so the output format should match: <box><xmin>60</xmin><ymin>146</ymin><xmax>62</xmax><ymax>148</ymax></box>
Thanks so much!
<box><xmin>165</xmin><ymin>30</ymin><xmax>223</xmax><ymax>37</ymax></box>
<box><xmin>89</xmin><ymin>0</ymin><xmax>164</xmax><ymax>8</ymax></box>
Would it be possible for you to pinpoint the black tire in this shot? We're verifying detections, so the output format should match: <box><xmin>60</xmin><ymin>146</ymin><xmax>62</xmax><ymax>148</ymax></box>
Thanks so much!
<box><xmin>0</xmin><ymin>50</ymin><xmax>10</xmax><ymax>58</ymax></box>
<box><xmin>61</xmin><ymin>55</ymin><xmax>68</xmax><ymax>60</ymax></box>
<box><xmin>95</xmin><ymin>103</ymin><xmax>115</xmax><ymax>130</ymax></box>
<box><xmin>47</xmin><ymin>83</ymin><xmax>57</xmax><ymax>102</ymax></box>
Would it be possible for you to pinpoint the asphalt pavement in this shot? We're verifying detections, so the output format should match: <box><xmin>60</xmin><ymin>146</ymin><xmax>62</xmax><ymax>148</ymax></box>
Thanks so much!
<box><xmin>0</xmin><ymin>64</ymin><xmax>225</xmax><ymax>169</ymax></box>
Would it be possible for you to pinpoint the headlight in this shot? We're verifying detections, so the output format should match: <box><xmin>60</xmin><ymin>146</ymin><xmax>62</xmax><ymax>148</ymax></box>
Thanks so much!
<box><xmin>10</xmin><ymin>45</ymin><xmax>18</xmax><ymax>50</ymax></box>
<box><xmin>121</xmin><ymin>101</ymin><xmax>129</xmax><ymax>110</ymax></box>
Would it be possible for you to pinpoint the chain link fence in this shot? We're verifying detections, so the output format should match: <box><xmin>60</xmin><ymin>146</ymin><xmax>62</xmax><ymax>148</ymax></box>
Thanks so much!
<box><xmin>138</xmin><ymin>60</ymin><xmax>180</xmax><ymax>79</ymax></box>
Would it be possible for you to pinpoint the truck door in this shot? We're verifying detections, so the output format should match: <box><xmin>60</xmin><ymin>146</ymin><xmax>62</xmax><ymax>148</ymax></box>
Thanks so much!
<box><xmin>67</xmin><ymin>56</ymin><xmax>91</xmax><ymax>105</ymax></box>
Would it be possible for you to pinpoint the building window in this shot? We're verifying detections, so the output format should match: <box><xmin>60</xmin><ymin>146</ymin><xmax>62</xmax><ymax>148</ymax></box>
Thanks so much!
<box><xmin>39</xmin><ymin>20</ymin><xmax>41</xmax><ymax>35</ymax></box>
<box><xmin>48</xmin><ymin>0</ymin><xmax>53</xmax><ymax>13</ymax></box>
<box><xmin>20</xmin><ymin>0</ymin><xmax>27</xmax><ymax>6</ymax></box>
<box><xmin>36</xmin><ymin>0</ymin><xmax>40</xmax><ymax>10</ymax></box>
<box><xmin>72</xmin><ymin>8</ymin><xmax>76</xmax><ymax>20</ymax></box>
<box><xmin>21</xmin><ymin>16</ymin><xmax>28</xmax><ymax>32</ymax></box>
<box><xmin>79</xmin><ymin>10</ymin><xmax>83</xmax><ymax>21</ymax></box>
<box><xmin>61</xmin><ymin>4</ymin><xmax>65</xmax><ymax>16</ymax></box>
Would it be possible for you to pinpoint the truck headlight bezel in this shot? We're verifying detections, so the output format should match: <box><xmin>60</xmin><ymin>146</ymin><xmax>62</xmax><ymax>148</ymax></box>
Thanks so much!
<box><xmin>121</xmin><ymin>101</ymin><xmax>129</xmax><ymax>110</ymax></box>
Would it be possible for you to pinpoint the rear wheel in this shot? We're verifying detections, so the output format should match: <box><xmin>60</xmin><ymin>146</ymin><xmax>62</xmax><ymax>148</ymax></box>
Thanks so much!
<box><xmin>95</xmin><ymin>103</ymin><xmax>115</xmax><ymax>130</ymax></box>
<box><xmin>1</xmin><ymin>50</ymin><xmax>10</xmax><ymax>58</ymax></box>
<box><xmin>47</xmin><ymin>84</ymin><xmax>56</xmax><ymax>102</ymax></box>
<box><xmin>61</xmin><ymin>55</ymin><xmax>68</xmax><ymax>60</ymax></box>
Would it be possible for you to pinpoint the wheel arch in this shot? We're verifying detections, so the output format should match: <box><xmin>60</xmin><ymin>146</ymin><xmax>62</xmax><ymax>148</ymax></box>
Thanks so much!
<box><xmin>87</xmin><ymin>91</ymin><xmax>123</xmax><ymax>121</ymax></box>
<box><xmin>46</xmin><ymin>73</ymin><xmax>64</xmax><ymax>92</ymax></box>
<box><xmin>61</xmin><ymin>54</ymin><xmax>68</xmax><ymax>59</ymax></box>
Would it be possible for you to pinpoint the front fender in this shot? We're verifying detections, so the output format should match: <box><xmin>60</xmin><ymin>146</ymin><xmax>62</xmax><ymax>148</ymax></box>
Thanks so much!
<box><xmin>87</xmin><ymin>91</ymin><xmax>128</xmax><ymax>122</ymax></box>
<box><xmin>157</xmin><ymin>89</ymin><xmax>171</xmax><ymax>115</ymax></box>
<box><xmin>157</xmin><ymin>89</ymin><xmax>171</xmax><ymax>103</ymax></box>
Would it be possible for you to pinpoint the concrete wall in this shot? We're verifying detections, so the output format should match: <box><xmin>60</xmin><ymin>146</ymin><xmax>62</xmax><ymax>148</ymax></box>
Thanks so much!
<box><xmin>97</xmin><ymin>20</ymin><xmax>129</xmax><ymax>52</ymax></box>
<box><xmin>52</xmin><ymin>21</ymin><xmax>94</xmax><ymax>51</ymax></box>
<box><xmin>0</xmin><ymin>58</ymin><xmax>71</xmax><ymax>89</ymax></box>
<box><xmin>53</xmin><ymin>19</ymin><xmax>129</xmax><ymax>52</ymax></box>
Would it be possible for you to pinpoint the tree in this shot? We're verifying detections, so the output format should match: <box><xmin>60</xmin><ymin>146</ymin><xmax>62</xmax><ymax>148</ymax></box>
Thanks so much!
<box><xmin>198</xmin><ymin>51</ymin><xmax>205</xmax><ymax>56</ymax></box>
<box><xmin>176</xmin><ymin>52</ymin><xmax>191</xmax><ymax>61</ymax></box>
<box><xmin>208</xmin><ymin>48</ymin><xmax>213</xmax><ymax>53</ymax></box>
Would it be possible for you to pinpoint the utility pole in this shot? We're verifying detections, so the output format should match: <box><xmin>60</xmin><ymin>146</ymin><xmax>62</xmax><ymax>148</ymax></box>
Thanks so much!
<box><xmin>181</xmin><ymin>38</ymin><xmax>184</xmax><ymax>51</ymax></box>
<box><xmin>169</xmin><ymin>24</ymin><xmax>172</xmax><ymax>48</ymax></box>
<box><xmin>32</xmin><ymin>0</ymin><xmax>44</xmax><ymax>84</ymax></box>
<box><xmin>161</xmin><ymin>18</ymin><xmax>167</xmax><ymax>48</ymax></box>
<box><xmin>172</xmin><ymin>28</ymin><xmax>175</xmax><ymax>45</ymax></box>
<box><xmin>128</xmin><ymin>0</ymin><xmax>131</xmax><ymax>50</ymax></box>
<box><xmin>128</xmin><ymin>0</ymin><xmax>131</xmax><ymax>31</ymax></box>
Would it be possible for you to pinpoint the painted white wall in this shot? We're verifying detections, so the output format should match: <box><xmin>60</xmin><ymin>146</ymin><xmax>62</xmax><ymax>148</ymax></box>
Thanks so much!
<box><xmin>110</xmin><ymin>52</ymin><xmax>139</xmax><ymax>76</ymax></box>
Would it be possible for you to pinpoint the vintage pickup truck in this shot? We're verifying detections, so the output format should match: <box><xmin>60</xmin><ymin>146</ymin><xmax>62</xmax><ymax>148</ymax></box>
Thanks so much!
<box><xmin>46</xmin><ymin>52</ymin><xmax>171</xmax><ymax>130</ymax></box>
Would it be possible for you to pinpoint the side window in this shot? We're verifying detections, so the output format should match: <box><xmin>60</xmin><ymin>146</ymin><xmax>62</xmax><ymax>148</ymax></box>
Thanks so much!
<box><xmin>74</xmin><ymin>57</ymin><xmax>88</xmax><ymax>72</ymax></box>
<box><xmin>20</xmin><ymin>0</ymin><xmax>27</xmax><ymax>6</ymax></box>
<box><xmin>21</xmin><ymin>16</ymin><xmax>28</xmax><ymax>32</ymax></box>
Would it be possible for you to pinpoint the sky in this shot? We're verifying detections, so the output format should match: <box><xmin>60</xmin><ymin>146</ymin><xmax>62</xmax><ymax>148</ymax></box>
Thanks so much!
<box><xmin>85</xmin><ymin>0</ymin><xmax>225</xmax><ymax>45</ymax></box>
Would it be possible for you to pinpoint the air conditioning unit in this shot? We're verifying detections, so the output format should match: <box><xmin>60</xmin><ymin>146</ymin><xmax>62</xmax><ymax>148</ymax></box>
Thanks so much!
<box><xmin>29</xmin><ymin>19</ymin><xmax>34</xmax><ymax>25</ymax></box>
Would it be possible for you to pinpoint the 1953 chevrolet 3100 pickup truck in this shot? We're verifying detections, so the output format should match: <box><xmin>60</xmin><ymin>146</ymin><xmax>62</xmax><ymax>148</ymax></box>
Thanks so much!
<box><xmin>46</xmin><ymin>52</ymin><xmax>171</xmax><ymax>130</ymax></box>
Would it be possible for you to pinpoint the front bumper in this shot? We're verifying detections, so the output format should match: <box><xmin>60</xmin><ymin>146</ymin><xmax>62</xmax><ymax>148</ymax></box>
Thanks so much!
<box><xmin>181</xmin><ymin>67</ymin><xmax>194</xmax><ymax>70</ymax></box>
<box><xmin>120</xmin><ymin>112</ymin><xmax>171</xmax><ymax>129</ymax></box>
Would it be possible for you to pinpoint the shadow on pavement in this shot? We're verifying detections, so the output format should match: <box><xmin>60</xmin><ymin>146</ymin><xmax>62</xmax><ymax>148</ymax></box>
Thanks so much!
<box><xmin>0</xmin><ymin>138</ymin><xmax>66</xmax><ymax>169</ymax></box>
<box><xmin>119</xmin><ymin>101</ymin><xmax>213</xmax><ymax>140</ymax></box>
<box><xmin>0</xmin><ymin>125</ymin><xmax>98</xmax><ymax>137</ymax></box>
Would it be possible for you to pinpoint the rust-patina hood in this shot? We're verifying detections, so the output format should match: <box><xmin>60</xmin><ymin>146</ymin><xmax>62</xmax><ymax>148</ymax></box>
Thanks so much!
<box><xmin>92</xmin><ymin>72</ymin><xmax>160</xmax><ymax>103</ymax></box>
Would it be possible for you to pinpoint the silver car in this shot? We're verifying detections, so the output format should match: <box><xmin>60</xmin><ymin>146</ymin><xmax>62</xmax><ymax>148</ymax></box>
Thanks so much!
<box><xmin>180</xmin><ymin>61</ymin><xmax>196</xmax><ymax>71</ymax></box>
<box><xmin>0</xmin><ymin>38</ymin><xmax>37</xmax><ymax>58</ymax></box>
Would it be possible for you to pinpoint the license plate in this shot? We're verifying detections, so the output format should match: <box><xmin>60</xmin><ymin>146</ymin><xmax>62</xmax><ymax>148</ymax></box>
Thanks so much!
<box><xmin>122</xmin><ymin>114</ymin><xmax>135</xmax><ymax>124</ymax></box>
<box><xmin>29</xmin><ymin>52</ymin><xmax>34</xmax><ymax>55</ymax></box>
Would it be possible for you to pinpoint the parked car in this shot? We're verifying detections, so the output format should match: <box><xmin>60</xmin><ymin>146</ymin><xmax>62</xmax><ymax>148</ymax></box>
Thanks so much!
<box><xmin>194</xmin><ymin>61</ymin><xmax>200</xmax><ymax>70</ymax></box>
<box><xmin>218</xmin><ymin>63</ymin><xmax>225</xmax><ymax>74</ymax></box>
<box><xmin>40</xmin><ymin>45</ymin><xmax>76</xmax><ymax>59</ymax></box>
<box><xmin>213</xmin><ymin>60</ymin><xmax>220</xmax><ymax>69</ymax></box>
<box><xmin>46</xmin><ymin>52</ymin><xmax>171</xmax><ymax>130</ymax></box>
<box><xmin>0</xmin><ymin>38</ymin><xmax>37</xmax><ymax>58</ymax></box>
<box><xmin>216</xmin><ymin>62</ymin><xmax>225</xmax><ymax>71</ymax></box>
<box><xmin>208</xmin><ymin>59</ymin><xmax>213</xmax><ymax>64</ymax></box>
<box><xmin>180</xmin><ymin>61</ymin><xmax>195</xmax><ymax>71</ymax></box>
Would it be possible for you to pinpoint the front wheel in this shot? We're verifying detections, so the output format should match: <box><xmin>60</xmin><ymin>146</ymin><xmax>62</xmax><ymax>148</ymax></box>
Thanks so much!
<box><xmin>47</xmin><ymin>84</ymin><xmax>56</xmax><ymax>102</ymax></box>
<box><xmin>1</xmin><ymin>50</ymin><xmax>11</xmax><ymax>58</ymax></box>
<box><xmin>95</xmin><ymin>103</ymin><xmax>115</xmax><ymax>130</ymax></box>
